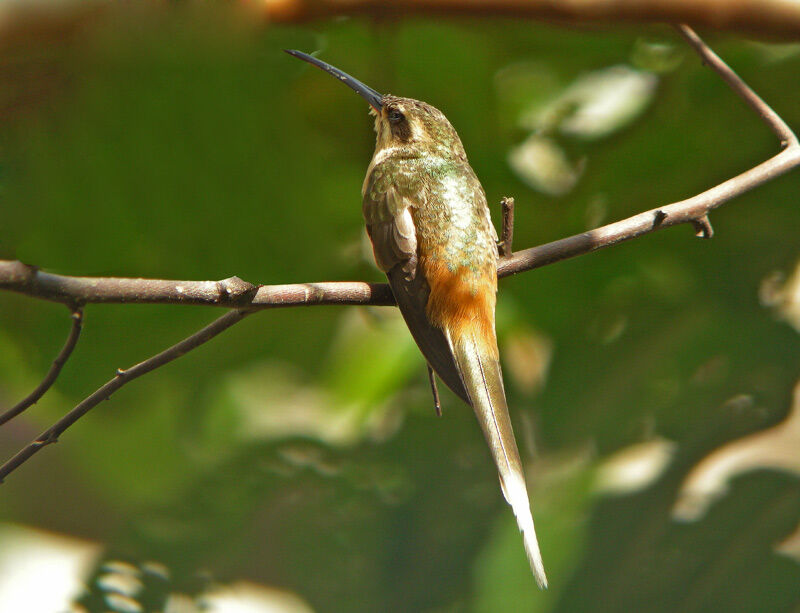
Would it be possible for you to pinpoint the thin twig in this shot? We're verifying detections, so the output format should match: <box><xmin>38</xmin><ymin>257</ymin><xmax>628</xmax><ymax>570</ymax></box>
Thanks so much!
<box><xmin>0</xmin><ymin>309</ymin><xmax>251</xmax><ymax>483</ymax></box>
<box><xmin>0</xmin><ymin>307</ymin><xmax>83</xmax><ymax>426</ymax></box>
<box><xmin>499</xmin><ymin>197</ymin><xmax>515</xmax><ymax>258</ymax></box>
<box><xmin>674</xmin><ymin>24</ymin><xmax>798</xmax><ymax>149</ymax></box>
<box><xmin>427</xmin><ymin>364</ymin><xmax>442</xmax><ymax>417</ymax></box>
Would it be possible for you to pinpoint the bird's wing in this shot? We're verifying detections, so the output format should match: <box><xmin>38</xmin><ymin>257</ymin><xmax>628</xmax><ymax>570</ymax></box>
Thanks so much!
<box><xmin>363</xmin><ymin>166</ymin><xmax>470</xmax><ymax>403</ymax></box>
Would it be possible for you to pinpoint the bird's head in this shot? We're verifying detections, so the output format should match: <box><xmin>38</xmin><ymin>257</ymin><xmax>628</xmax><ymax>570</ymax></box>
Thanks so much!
<box><xmin>285</xmin><ymin>50</ymin><xmax>466</xmax><ymax>160</ymax></box>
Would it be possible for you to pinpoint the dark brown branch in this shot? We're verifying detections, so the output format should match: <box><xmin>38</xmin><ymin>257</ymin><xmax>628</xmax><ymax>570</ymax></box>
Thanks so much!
<box><xmin>0</xmin><ymin>307</ymin><xmax>83</xmax><ymax>426</ymax></box>
<box><xmin>0</xmin><ymin>260</ymin><xmax>395</xmax><ymax>308</ymax></box>
<box><xmin>0</xmin><ymin>309</ymin><xmax>251</xmax><ymax>483</ymax></box>
<box><xmin>260</xmin><ymin>0</ymin><xmax>800</xmax><ymax>39</ymax></box>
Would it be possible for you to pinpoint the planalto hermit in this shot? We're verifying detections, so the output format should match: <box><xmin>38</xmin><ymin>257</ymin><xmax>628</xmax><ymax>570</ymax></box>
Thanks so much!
<box><xmin>286</xmin><ymin>49</ymin><xmax>547</xmax><ymax>588</ymax></box>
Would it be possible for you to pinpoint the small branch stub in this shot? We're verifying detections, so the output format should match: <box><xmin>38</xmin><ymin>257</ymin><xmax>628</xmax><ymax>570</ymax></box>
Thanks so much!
<box><xmin>692</xmin><ymin>215</ymin><xmax>714</xmax><ymax>238</ymax></box>
<box><xmin>499</xmin><ymin>197</ymin><xmax>515</xmax><ymax>258</ymax></box>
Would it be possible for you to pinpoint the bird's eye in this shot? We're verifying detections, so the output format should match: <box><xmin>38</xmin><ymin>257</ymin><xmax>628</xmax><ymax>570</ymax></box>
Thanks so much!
<box><xmin>388</xmin><ymin>109</ymin><xmax>404</xmax><ymax>123</ymax></box>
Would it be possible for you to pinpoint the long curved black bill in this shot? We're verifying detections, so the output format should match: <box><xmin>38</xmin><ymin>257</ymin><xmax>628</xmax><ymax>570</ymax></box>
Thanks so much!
<box><xmin>285</xmin><ymin>49</ymin><xmax>383</xmax><ymax>111</ymax></box>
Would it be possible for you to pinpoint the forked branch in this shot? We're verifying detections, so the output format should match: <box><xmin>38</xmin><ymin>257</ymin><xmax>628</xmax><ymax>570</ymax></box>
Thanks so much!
<box><xmin>0</xmin><ymin>307</ymin><xmax>83</xmax><ymax>426</ymax></box>
<box><xmin>0</xmin><ymin>309</ymin><xmax>250</xmax><ymax>483</ymax></box>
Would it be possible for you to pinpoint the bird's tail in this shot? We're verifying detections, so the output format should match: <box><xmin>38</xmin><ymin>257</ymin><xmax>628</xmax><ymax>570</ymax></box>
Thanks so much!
<box><xmin>450</xmin><ymin>330</ymin><xmax>548</xmax><ymax>589</ymax></box>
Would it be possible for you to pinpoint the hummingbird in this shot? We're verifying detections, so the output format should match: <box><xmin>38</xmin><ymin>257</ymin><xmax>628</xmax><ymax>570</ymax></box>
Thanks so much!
<box><xmin>286</xmin><ymin>49</ymin><xmax>548</xmax><ymax>588</ymax></box>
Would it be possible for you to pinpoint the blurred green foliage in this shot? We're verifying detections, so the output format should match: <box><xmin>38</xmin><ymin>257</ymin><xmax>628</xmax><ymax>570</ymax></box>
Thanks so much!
<box><xmin>0</xmin><ymin>5</ymin><xmax>799</xmax><ymax>612</ymax></box>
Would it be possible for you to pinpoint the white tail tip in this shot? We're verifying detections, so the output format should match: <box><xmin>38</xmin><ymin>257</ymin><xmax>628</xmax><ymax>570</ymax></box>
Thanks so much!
<box><xmin>504</xmin><ymin>474</ymin><xmax>548</xmax><ymax>588</ymax></box>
